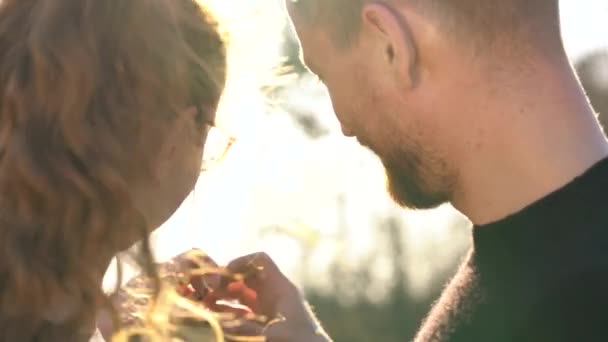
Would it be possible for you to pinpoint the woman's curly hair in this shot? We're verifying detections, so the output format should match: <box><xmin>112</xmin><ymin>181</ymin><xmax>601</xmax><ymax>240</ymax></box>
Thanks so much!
<box><xmin>0</xmin><ymin>0</ymin><xmax>226</xmax><ymax>339</ymax></box>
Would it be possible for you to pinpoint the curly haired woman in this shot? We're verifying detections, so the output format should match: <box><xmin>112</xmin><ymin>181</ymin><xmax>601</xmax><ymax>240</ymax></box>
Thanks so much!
<box><xmin>0</xmin><ymin>0</ymin><xmax>226</xmax><ymax>340</ymax></box>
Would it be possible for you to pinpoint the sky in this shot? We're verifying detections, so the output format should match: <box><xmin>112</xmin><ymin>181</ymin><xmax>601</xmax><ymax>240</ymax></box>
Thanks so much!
<box><xmin>560</xmin><ymin>0</ymin><xmax>608</xmax><ymax>60</ymax></box>
<box><xmin>104</xmin><ymin>0</ymin><xmax>608</xmax><ymax>294</ymax></box>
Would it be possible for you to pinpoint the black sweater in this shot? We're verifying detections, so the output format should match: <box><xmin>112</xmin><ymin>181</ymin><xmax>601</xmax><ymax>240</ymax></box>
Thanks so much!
<box><xmin>415</xmin><ymin>158</ymin><xmax>608</xmax><ymax>341</ymax></box>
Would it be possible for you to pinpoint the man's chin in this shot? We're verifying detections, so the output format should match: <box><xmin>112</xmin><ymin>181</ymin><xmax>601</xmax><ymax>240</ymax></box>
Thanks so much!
<box><xmin>357</xmin><ymin>138</ymin><xmax>382</xmax><ymax>158</ymax></box>
<box><xmin>385</xmin><ymin>170</ymin><xmax>447</xmax><ymax>210</ymax></box>
<box><xmin>387</xmin><ymin>186</ymin><xmax>445</xmax><ymax>210</ymax></box>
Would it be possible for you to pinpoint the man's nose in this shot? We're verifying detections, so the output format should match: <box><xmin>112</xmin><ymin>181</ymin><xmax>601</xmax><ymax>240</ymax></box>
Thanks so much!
<box><xmin>341</xmin><ymin>124</ymin><xmax>355</xmax><ymax>137</ymax></box>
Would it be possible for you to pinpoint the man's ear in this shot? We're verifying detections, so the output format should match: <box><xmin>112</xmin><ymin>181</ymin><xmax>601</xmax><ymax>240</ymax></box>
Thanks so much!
<box><xmin>361</xmin><ymin>3</ymin><xmax>419</xmax><ymax>89</ymax></box>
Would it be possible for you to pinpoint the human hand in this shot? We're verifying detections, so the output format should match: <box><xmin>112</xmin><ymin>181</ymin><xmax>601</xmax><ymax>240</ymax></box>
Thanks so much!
<box><xmin>195</xmin><ymin>252</ymin><xmax>332</xmax><ymax>342</ymax></box>
<box><xmin>98</xmin><ymin>248</ymin><xmax>224</xmax><ymax>339</ymax></box>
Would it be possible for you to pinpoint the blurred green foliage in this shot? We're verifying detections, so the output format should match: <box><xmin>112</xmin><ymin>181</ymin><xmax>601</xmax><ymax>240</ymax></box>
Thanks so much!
<box><xmin>301</xmin><ymin>218</ymin><xmax>461</xmax><ymax>342</ymax></box>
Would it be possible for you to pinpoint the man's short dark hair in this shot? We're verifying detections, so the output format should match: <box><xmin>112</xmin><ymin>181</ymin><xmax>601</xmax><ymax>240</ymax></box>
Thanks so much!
<box><xmin>291</xmin><ymin>0</ymin><xmax>560</xmax><ymax>51</ymax></box>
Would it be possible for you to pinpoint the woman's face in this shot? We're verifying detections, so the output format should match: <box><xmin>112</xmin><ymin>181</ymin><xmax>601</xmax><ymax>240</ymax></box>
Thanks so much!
<box><xmin>124</xmin><ymin>105</ymin><xmax>213</xmax><ymax>248</ymax></box>
<box><xmin>111</xmin><ymin>0</ymin><xmax>228</xmax><ymax>252</ymax></box>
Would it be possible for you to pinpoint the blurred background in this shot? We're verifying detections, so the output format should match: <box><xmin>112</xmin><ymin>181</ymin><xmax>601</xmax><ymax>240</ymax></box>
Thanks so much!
<box><xmin>105</xmin><ymin>1</ymin><xmax>608</xmax><ymax>341</ymax></box>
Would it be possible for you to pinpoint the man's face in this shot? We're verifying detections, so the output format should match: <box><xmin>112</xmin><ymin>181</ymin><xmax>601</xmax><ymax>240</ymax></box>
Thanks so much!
<box><xmin>287</xmin><ymin>3</ymin><xmax>453</xmax><ymax>209</ymax></box>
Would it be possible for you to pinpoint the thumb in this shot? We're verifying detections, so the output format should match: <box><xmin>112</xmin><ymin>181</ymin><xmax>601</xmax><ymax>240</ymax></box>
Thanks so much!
<box><xmin>264</xmin><ymin>322</ymin><xmax>290</xmax><ymax>342</ymax></box>
<box><xmin>222</xmin><ymin>320</ymin><xmax>264</xmax><ymax>341</ymax></box>
<box><xmin>264</xmin><ymin>320</ymin><xmax>330</xmax><ymax>342</ymax></box>
<box><xmin>264</xmin><ymin>321</ymin><xmax>302</xmax><ymax>342</ymax></box>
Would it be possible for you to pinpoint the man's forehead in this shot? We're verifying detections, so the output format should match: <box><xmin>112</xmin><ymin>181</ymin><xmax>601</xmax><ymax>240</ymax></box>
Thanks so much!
<box><xmin>296</xmin><ymin>32</ymin><xmax>318</xmax><ymax>74</ymax></box>
<box><xmin>292</xmin><ymin>24</ymin><xmax>333</xmax><ymax>73</ymax></box>
<box><xmin>286</xmin><ymin>0</ymin><xmax>330</xmax><ymax>30</ymax></box>
<box><xmin>285</xmin><ymin>0</ymin><xmax>315</xmax><ymax>13</ymax></box>
<box><xmin>300</xmin><ymin>52</ymin><xmax>317</xmax><ymax>74</ymax></box>
<box><xmin>286</xmin><ymin>0</ymin><xmax>345</xmax><ymax>72</ymax></box>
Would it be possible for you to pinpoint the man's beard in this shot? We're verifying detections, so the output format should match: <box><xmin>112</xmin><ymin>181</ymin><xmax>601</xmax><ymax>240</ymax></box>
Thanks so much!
<box><xmin>378</xmin><ymin>143</ymin><xmax>452</xmax><ymax>210</ymax></box>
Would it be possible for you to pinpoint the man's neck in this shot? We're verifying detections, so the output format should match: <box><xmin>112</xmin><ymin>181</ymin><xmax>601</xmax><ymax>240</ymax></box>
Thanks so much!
<box><xmin>451</xmin><ymin>54</ymin><xmax>608</xmax><ymax>225</ymax></box>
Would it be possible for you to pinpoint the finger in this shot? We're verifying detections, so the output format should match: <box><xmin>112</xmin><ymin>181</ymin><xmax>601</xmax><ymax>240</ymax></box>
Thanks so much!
<box><xmin>176</xmin><ymin>287</ymin><xmax>252</xmax><ymax>318</ymax></box>
<box><xmin>202</xmin><ymin>290</ymin><xmax>218</xmax><ymax>308</ymax></box>
<box><xmin>174</xmin><ymin>249</ymin><xmax>221</xmax><ymax>294</ymax></box>
<box><xmin>264</xmin><ymin>321</ymin><xmax>291</xmax><ymax>342</ymax></box>
<box><xmin>206</xmin><ymin>302</ymin><xmax>252</xmax><ymax>317</ymax></box>
<box><xmin>226</xmin><ymin>281</ymin><xmax>258</xmax><ymax>303</ymax></box>
<box><xmin>176</xmin><ymin>284</ymin><xmax>196</xmax><ymax>297</ymax></box>
<box><xmin>190</xmin><ymin>273</ymin><xmax>221</xmax><ymax>296</ymax></box>
<box><xmin>222</xmin><ymin>320</ymin><xmax>265</xmax><ymax>339</ymax></box>
<box><xmin>176</xmin><ymin>248</ymin><xmax>219</xmax><ymax>270</ymax></box>
<box><xmin>206</xmin><ymin>282</ymin><xmax>259</xmax><ymax>312</ymax></box>
<box><xmin>264</xmin><ymin>320</ymin><xmax>320</xmax><ymax>342</ymax></box>
<box><xmin>224</xmin><ymin>252</ymin><xmax>284</xmax><ymax>291</ymax></box>
<box><xmin>225</xmin><ymin>252</ymin><xmax>279</xmax><ymax>276</ymax></box>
